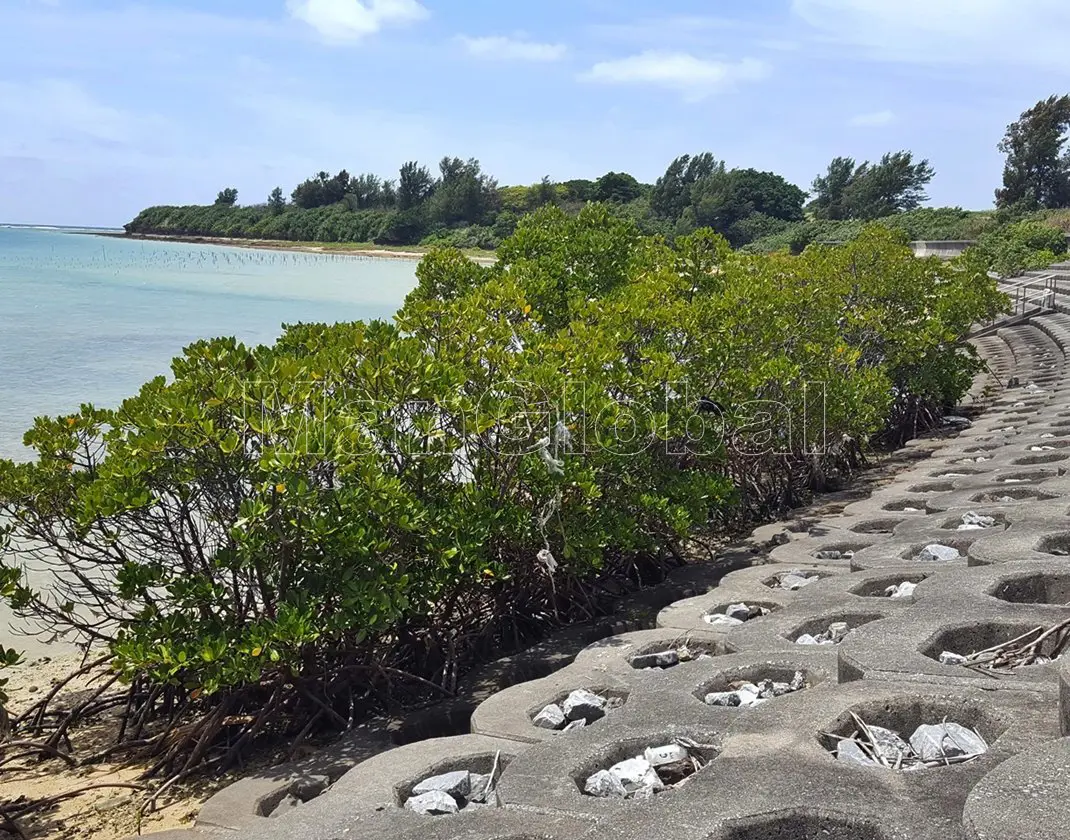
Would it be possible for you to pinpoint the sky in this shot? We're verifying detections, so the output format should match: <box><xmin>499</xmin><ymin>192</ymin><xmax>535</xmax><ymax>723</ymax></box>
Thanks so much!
<box><xmin>1</xmin><ymin>0</ymin><xmax>1067</xmax><ymax>226</ymax></box>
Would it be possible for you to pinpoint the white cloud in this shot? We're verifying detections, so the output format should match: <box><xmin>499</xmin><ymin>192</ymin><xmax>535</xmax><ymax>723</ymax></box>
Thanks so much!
<box><xmin>458</xmin><ymin>35</ymin><xmax>566</xmax><ymax>62</ymax></box>
<box><xmin>286</xmin><ymin>0</ymin><xmax>428</xmax><ymax>43</ymax></box>
<box><xmin>849</xmin><ymin>109</ymin><xmax>895</xmax><ymax>127</ymax></box>
<box><xmin>581</xmin><ymin>52</ymin><xmax>769</xmax><ymax>102</ymax></box>
<box><xmin>792</xmin><ymin>0</ymin><xmax>1070</xmax><ymax>69</ymax></box>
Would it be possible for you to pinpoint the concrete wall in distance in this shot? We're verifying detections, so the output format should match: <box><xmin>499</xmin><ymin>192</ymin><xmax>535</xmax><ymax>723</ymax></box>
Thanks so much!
<box><xmin>911</xmin><ymin>241</ymin><xmax>975</xmax><ymax>259</ymax></box>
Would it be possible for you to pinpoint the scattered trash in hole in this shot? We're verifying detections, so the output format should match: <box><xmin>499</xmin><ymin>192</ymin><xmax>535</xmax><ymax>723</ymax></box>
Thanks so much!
<box><xmin>583</xmin><ymin>738</ymin><xmax>714</xmax><ymax>799</ymax></box>
<box><xmin>631</xmin><ymin>640</ymin><xmax>714</xmax><ymax>670</ymax></box>
<box><xmin>815</xmin><ymin>549</ymin><xmax>854</xmax><ymax>561</ymax></box>
<box><xmin>916</xmin><ymin>544</ymin><xmax>961</xmax><ymax>562</ymax></box>
<box><xmin>830</xmin><ymin>714</ymin><xmax>987</xmax><ymax>770</ymax></box>
<box><xmin>404</xmin><ymin>754</ymin><xmax>503</xmax><ymax>815</ymax></box>
<box><xmin>770</xmin><ymin>570</ymin><xmax>822</xmax><ymax>591</ymax></box>
<box><xmin>703</xmin><ymin>670</ymin><xmax>807</xmax><ymax>708</ymax></box>
<box><xmin>704</xmin><ymin>602</ymin><xmax>771</xmax><ymax>627</ymax></box>
<box><xmin>885</xmin><ymin>581</ymin><xmax>917</xmax><ymax>599</ymax></box>
<box><xmin>941</xmin><ymin>618</ymin><xmax>1070</xmax><ymax>673</ymax></box>
<box><xmin>796</xmin><ymin>622</ymin><xmax>852</xmax><ymax>646</ymax></box>
<box><xmin>956</xmin><ymin>512</ymin><xmax>997</xmax><ymax>531</ymax></box>
<box><xmin>533</xmin><ymin>689</ymin><xmax>624</xmax><ymax>733</ymax></box>
<box><xmin>1029</xmin><ymin>446</ymin><xmax>1056</xmax><ymax>452</ymax></box>
<box><xmin>974</xmin><ymin>494</ymin><xmax>1019</xmax><ymax>503</ymax></box>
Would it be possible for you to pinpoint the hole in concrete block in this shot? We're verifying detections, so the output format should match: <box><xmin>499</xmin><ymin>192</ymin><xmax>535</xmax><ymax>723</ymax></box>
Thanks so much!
<box><xmin>1013</xmin><ymin>453</ymin><xmax>1070</xmax><ymax>466</ymax></box>
<box><xmin>820</xmin><ymin>697</ymin><xmax>1002</xmax><ymax>771</ymax></box>
<box><xmin>1025</xmin><ymin>439</ymin><xmax>1070</xmax><ymax>450</ymax></box>
<box><xmin>907</xmin><ymin>482</ymin><xmax>955</xmax><ymax>494</ymax></box>
<box><xmin>951</xmin><ymin>455</ymin><xmax>993</xmax><ymax>465</ymax></box>
<box><xmin>1036</xmin><ymin>533</ymin><xmax>1070</xmax><ymax>556</ymax></box>
<box><xmin>703</xmin><ymin>601</ymin><xmax>781</xmax><ymax>627</ymax></box>
<box><xmin>692</xmin><ymin>664</ymin><xmax>822</xmax><ymax>708</ymax></box>
<box><xmin>850</xmin><ymin>574</ymin><xmax>929</xmax><ymax>599</ymax></box>
<box><xmin>848</xmin><ymin>519</ymin><xmax>904</xmax><ymax>535</ymax></box>
<box><xmin>990</xmin><ymin>572</ymin><xmax>1070</xmax><ymax>606</ymax></box>
<box><xmin>971</xmin><ymin>487</ymin><xmax>1056</xmax><ymax>503</ymax></box>
<box><xmin>929</xmin><ymin>468</ymin><xmax>983</xmax><ymax>478</ymax></box>
<box><xmin>881</xmin><ymin>499</ymin><xmax>929</xmax><ymax>513</ymax></box>
<box><xmin>921</xmin><ymin>621</ymin><xmax>1064</xmax><ymax>668</ymax></box>
<box><xmin>964</xmin><ymin>444</ymin><xmax>1002</xmax><ymax>453</ymax></box>
<box><xmin>785</xmin><ymin>612</ymin><xmax>883</xmax><ymax>646</ymax></box>
<box><xmin>995</xmin><ymin>470</ymin><xmax>1060</xmax><ymax>484</ymax></box>
<box><xmin>1051</xmin><ymin>420</ymin><xmax>1070</xmax><ymax>428</ymax></box>
<box><xmin>529</xmin><ymin>687</ymin><xmax>629</xmax><ymax>733</ymax></box>
<box><xmin>396</xmin><ymin>753</ymin><xmax>515</xmax><ymax>812</ymax></box>
<box><xmin>574</xmin><ymin>734</ymin><xmax>719</xmax><ymax>799</ymax></box>
<box><xmin>719</xmin><ymin>810</ymin><xmax>889</xmax><ymax>840</ymax></box>
<box><xmin>762</xmin><ymin>569</ymin><xmax>833</xmax><ymax>591</ymax></box>
<box><xmin>899</xmin><ymin>537</ymin><xmax>975</xmax><ymax>563</ymax></box>
<box><xmin>629</xmin><ymin>638</ymin><xmax>726</xmax><ymax>670</ymax></box>
<box><xmin>939</xmin><ymin>512</ymin><xmax>1008</xmax><ymax>532</ymax></box>
<box><xmin>811</xmin><ymin>542</ymin><xmax>869</xmax><ymax>561</ymax></box>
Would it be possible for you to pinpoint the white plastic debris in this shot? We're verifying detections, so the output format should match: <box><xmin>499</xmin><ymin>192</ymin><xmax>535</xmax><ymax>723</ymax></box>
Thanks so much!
<box><xmin>885</xmin><ymin>581</ymin><xmax>917</xmax><ymax>600</ymax></box>
<box><xmin>584</xmin><ymin>769</ymin><xmax>628</xmax><ymax>798</ymax></box>
<box><xmin>828</xmin><ymin>622</ymin><xmax>849</xmax><ymax>642</ymax></box>
<box><xmin>909</xmin><ymin>723</ymin><xmax>988</xmax><ymax>762</ymax></box>
<box><xmin>607</xmin><ymin>757</ymin><xmax>664</xmax><ymax>795</ymax></box>
<box><xmin>778</xmin><ymin>571</ymin><xmax>820</xmax><ymax>591</ymax></box>
<box><xmin>939</xmin><ymin>651</ymin><xmax>968</xmax><ymax>666</ymax></box>
<box><xmin>958</xmin><ymin>511</ymin><xmax>997</xmax><ymax>531</ymax></box>
<box><xmin>917</xmin><ymin>544</ymin><xmax>961</xmax><ymax>563</ymax></box>
<box><xmin>704</xmin><ymin>613</ymin><xmax>744</xmax><ymax>628</ymax></box>
<box><xmin>643</xmin><ymin>744</ymin><xmax>689</xmax><ymax>767</ymax></box>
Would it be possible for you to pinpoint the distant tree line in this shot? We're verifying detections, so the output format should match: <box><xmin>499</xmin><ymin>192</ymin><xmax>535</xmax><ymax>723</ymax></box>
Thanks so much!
<box><xmin>127</xmin><ymin>95</ymin><xmax>1070</xmax><ymax>254</ymax></box>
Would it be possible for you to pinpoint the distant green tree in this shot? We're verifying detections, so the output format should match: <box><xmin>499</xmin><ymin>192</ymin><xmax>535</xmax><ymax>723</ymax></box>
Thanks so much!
<box><xmin>650</xmin><ymin>153</ymin><xmax>720</xmax><ymax>220</ymax></box>
<box><xmin>592</xmin><ymin>171</ymin><xmax>643</xmax><ymax>203</ymax></box>
<box><xmin>268</xmin><ymin>187</ymin><xmax>286</xmax><ymax>215</ymax></box>
<box><xmin>528</xmin><ymin>176</ymin><xmax>558</xmax><ymax>209</ymax></box>
<box><xmin>428</xmin><ymin>157</ymin><xmax>500</xmax><ymax>226</ymax></box>
<box><xmin>397</xmin><ymin>161</ymin><xmax>435</xmax><ymax>211</ymax></box>
<box><xmin>215</xmin><ymin>188</ymin><xmax>239</xmax><ymax>206</ymax></box>
<box><xmin>996</xmin><ymin>95</ymin><xmax>1070</xmax><ymax>210</ymax></box>
<box><xmin>845</xmin><ymin>152</ymin><xmax>935</xmax><ymax>219</ymax></box>
<box><xmin>348</xmin><ymin>173</ymin><xmax>388</xmax><ymax>209</ymax></box>
<box><xmin>810</xmin><ymin>152</ymin><xmax>934</xmax><ymax>220</ymax></box>
<box><xmin>291</xmin><ymin>171</ymin><xmax>352</xmax><ymax>209</ymax></box>
<box><xmin>809</xmin><ymin>157</ymin><xmax>856</xmax><ymax>221</ymax></box>
<box><xmin>561</xmin><ymin>179</ymin><xmax>596</xmax><ymax>203</ymax></box>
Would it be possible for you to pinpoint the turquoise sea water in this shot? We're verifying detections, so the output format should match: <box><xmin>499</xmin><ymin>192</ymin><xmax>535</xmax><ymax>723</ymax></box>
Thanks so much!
<box><xmin>0</xmin><ymin>226</ymin><xmax>418</xmax><ymax>461</ymax></box>
<box><xmin>0</xmin><ymin>226</ymin><xmax>419</xmax><ymax>654</ymax></box>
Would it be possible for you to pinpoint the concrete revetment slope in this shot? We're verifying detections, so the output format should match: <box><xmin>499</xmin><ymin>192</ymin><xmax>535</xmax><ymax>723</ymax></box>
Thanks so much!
<box><xmin>130</xmin><ymin>309</ymin><xmax>1070</xmax><ymax>840</ymax></box>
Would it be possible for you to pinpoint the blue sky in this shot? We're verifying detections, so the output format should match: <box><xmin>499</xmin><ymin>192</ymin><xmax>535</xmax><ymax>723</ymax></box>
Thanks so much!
<box><xmin>1</xmin><ymin>0</ymin><xmax>1066</xmax><ymax>226</ymax></box>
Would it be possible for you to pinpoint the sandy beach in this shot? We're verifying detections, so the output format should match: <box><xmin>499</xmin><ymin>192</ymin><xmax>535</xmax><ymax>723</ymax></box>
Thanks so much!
<box><xmin>92</xmin><ymin>232</ymin><xmax>498</xmax><ymax>264</ymax></box>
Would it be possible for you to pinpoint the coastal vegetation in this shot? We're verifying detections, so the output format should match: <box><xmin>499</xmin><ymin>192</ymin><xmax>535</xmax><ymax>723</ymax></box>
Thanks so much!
<box><xmin>124</xmin><ymin>95</ymin><xmax>1070</xmax><ymax>272</ymax></box>
<box><xmin>0</xmin><ymin>209</ymin><xmax>1007</xmax><ymax>786</ymax></box>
